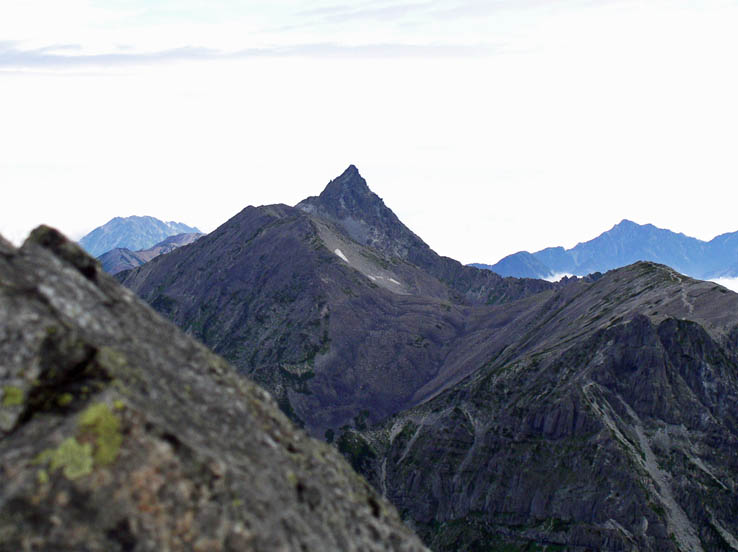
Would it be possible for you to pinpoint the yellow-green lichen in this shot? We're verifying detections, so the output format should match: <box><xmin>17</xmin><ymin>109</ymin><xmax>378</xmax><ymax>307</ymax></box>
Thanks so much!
<box><xmin>57</xmin><ymin>393</ymin><xmax>74</xmax><ymax>407</ymax></box>
<box><xmin>37</xmin><ymin>469</ymin><xmax>49</xmax><ymax>484</ymax></box>
<box><xmin>36</xmin><ymin>438</ymin><xmax>93</xmax><ymax>480</ymax></box>
<box><xmin>79</xmin><ymin>402</ymin><xmax>123</xmax><ymax>466</ymax></box>
<box><xmin>2</xmin><ymin>386</ymin><xmax>24</xmax><ymax>407</ymax></box>
<box><xmin>113</xmin><ymin>399</ymin><xmax>125</xmax><ymax>411</ymax></box>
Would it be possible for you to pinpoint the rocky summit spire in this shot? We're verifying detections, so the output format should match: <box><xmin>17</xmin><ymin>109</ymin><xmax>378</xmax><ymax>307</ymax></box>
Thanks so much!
<box><xmin>296</xmin><ymin>165</ymin><xmax>428</xmax><ymax>261</ymax></box>
<box><xmin>299</xmin><ymin>165</ymin><xmax>375</xmax><ymax>220</ymax></box>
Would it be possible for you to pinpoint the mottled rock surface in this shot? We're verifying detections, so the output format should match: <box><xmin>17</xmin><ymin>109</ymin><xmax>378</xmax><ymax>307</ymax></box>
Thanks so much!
<box><xmin>0</xmin><ymin>226</ymin><xmax>428</xmax><ymax>552</ymax></box>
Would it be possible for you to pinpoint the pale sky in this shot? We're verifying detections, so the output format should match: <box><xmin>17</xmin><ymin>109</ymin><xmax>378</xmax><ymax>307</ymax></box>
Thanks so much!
<box><xmin>2</xmin><ymin>1</ymin><xmax>738</xmax><ymax>265</ymax></box>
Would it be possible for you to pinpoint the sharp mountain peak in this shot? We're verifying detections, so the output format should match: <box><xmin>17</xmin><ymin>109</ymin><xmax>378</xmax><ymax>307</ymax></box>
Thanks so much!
<box><xmin>297</xmin><ymin>164</ymin><xmax>385</xmax><ymax>219</ymax></box>
<box><xmin>295</xmin><ymin>165</ymin><xmax>429</xmax><ymax>263</ymax></box>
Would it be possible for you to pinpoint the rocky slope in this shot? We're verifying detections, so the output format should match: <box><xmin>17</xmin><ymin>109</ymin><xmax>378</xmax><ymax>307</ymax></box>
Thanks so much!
<box><xmin>98</xmin><ymin>232</ymin><xmax>203</xmax><ymax>274</ymax></box>
<box><xmin>115</xmin><ymin>165</ymin><xmax>738</xmax><ymax>550</ymax></box>
<box><xmin>476</xmin><ymin>219</ymin><xmax>738</xmax><ymax>280</ymax></box>
<box><xmin>347</xmin><ymin>262</ymin><xmax>738</xmax><ymax>551</ymax></box>
<box><xmin>118</xmin><ymin>167</ymin><xmax>552</xmax><ymax>434</ymax></box>
<box><xmin>0</xmin><ymin>226</ymin><xmax>428</xmax><ymax>551</ymax></box>
<box><xmin>79</xmin><ymin>215</ymin><xmax>201</xmax><ymax>257</ymax></box>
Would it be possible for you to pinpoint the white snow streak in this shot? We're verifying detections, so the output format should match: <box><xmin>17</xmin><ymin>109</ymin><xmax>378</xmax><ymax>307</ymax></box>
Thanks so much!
<box><xmin>334</xmin><ymin>248</ymin><xmax>349</xmax><ymax>263</ymax></box>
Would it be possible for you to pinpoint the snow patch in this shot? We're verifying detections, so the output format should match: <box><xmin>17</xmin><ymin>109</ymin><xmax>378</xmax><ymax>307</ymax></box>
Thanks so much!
<box><xmin>388</xmin><ymin>278</ymin><xmax>401</xmax><ymax>285</ymax></box>
<box><xmin>334</xmin><ymin>248</ymin><xmax>349</xmax><ymax>263</ymax></box>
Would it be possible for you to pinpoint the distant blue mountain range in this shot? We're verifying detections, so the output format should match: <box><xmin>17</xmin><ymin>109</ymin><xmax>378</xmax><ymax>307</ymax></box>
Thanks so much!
<box><xmin>472</xmin><ymin>219</ymin><xmax>738</xmax><ymax>280</ymax></box>
<box><xmin>79</xmin><ymin>216</ymin><xmax>201</xmax><ymax>257</ymax></box>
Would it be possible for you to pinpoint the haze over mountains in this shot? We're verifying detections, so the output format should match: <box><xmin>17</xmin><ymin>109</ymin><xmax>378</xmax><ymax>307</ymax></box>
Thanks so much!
<box><xmin>115</xmin><ymin>165</ymin><xmax>738</xmax><ymax>551</ymax></box>
<box><xmin>474</xmin><ymin>219</ymin><xmax>738</xmax><ymax>282</ymax></box>
<box><xmin>79</xmin><ymin>215</ymin><xmax>201</xmax><ymax>257</ymax></box>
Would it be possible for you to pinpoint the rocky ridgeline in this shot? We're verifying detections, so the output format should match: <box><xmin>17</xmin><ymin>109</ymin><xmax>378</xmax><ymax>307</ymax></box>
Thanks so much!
<box><xmin>346</xmin><ymin>264</ymin><xmax>738</xmax><ymax>551</ymax></box>
<box><xmin>0</xmin><ymin>227</ymin><xmax>428</xmax><ymax>551</ymax></box>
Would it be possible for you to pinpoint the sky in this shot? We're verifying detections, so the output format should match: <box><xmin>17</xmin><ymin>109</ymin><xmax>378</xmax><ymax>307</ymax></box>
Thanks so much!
<box><xmin>2</xmin><ymin>0</ymin><xmax>738</xmax><ymax>266</ymax></box>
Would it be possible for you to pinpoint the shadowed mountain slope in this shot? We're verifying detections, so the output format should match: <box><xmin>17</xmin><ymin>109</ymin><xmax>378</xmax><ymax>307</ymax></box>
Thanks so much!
<box><xmin>79</xmin><ymin>215</ymin><xmax>201</xmax><ymax>257</ymax></box>
<box><xmin>117</xmin><ymin>166</ymin><xmax>738</xmax><ymax>550</ymax></box>
<box><xmin>297</xmin><ymin>165</ymin><xmax>552</xmax><ymax>303</ymax></box>
<box><xmin>0</xmin><ymin>226</ymin><xmax>427</xmax><ymax>551</ymax></box>
<box><xmin>478</xmin><ymin>219</ymin><xmax>738</xmax><ymax>280</ymax></box>
<box><xmin>347</xmin><ymin>262</ymin><xmax>738</xmax><ymax>551</ymax></box>
<box><xmin>98</xmin><ymin>232</ymin><xmax>203</xmax><ymax>274</ymax></box>
<box><xmin>118</xmin><ymin>167</ymin><xmax>552</xmax><ymax>434</ymax></box>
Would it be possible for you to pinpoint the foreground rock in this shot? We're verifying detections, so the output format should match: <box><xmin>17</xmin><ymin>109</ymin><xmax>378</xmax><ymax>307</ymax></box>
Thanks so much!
<box><xmin>0</xmin><ymin>227</ymin><xmax>427</xmax><ymax>551</ymax></box>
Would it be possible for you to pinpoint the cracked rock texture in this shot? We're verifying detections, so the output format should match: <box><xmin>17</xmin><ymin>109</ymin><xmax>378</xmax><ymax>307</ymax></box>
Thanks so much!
<box><xmin>0</xmin><ymin>226</ymin><xmax>428</xmax><ymax>552</ymax></box>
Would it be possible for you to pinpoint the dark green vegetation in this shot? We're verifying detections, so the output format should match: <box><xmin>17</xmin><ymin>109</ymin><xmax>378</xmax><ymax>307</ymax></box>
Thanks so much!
<box><xmin>117</xmin><ymin>166</ymin><xmax>738</xmax><ymax>551</ymax></box>
<box><xmin>474</xmin><ymin>218</ymin><xmax>738</xmax><ymax>279</ymax></box>
<box><xmin>0</xmin><ymin>227</ymin><xmax>427</xmax><ymax>551</ymax></box>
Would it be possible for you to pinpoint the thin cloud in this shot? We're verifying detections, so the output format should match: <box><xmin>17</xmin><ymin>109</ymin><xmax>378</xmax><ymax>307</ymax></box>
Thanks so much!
<box><xmin>0</xmin><ymin>41</ymin><xmax>221</xmax><ymax>68</ymax></box>
<box><xmin>0</xmin><ymin>41</ymin><xmax>499</xmax><ymax>69</ymax></box>
<box><xmin>297</xmin><ymin>1</ymin><xmax>437</xmax><ymax>24</ymax></box>
<box><xmin>295</xmin><ymin>0</ymin><xmax>598</xmax><ymax>25</ymax></box>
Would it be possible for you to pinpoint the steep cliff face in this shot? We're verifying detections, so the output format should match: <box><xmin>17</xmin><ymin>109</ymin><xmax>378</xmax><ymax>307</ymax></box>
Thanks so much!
<box><xmin>0</xmin><ymin>227</ymin><xmax>428</xmax><ymax>551</ymax></box>
<box><xmin>347</xmin><ymin>264</ymin><xmax>738</xmax><ymax>551</ymax></box>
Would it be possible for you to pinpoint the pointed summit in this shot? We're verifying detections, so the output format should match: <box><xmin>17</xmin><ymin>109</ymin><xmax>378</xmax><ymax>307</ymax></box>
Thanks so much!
<box><xmin>297</xmin><ymin>165</ymin><xmax>377</xmax><ymax>219</ymax></box>
<box><xmin>295</xmin><ymin>166</ymin><xmax>520</xmax><ymax>299</ymax></box>
<box><xmin>296</xmin><ymin>165</ymin><xmax>422</xmax><ymax>258</ymax></box>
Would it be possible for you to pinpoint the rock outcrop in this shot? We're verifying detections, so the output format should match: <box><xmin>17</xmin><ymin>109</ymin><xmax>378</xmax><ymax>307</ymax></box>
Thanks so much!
<box><xmin>0</xmin><ymin>226</ymin><xmax>428</xmax><ymax>551</ymax></box>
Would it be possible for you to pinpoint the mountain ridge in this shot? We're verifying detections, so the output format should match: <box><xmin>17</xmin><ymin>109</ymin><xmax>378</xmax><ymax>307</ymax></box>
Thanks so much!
<box><xmin>475</xmin><ymin>218</ymin><xmax>738</xmax><ymax>280</ymax></box>
<box><xmin>79</xmin><ymin>215</ymin><xmax>201</xmax><ymax>257</ymax></box>
<box><xmin>115</xmin><ymin>165</ymin><xmax>738</xmax><ymax>550</ymax></box>
<box><xmin>97</xmin><ymin>232</ymin><xmax>203</xmax><ymax>274</ymax></box>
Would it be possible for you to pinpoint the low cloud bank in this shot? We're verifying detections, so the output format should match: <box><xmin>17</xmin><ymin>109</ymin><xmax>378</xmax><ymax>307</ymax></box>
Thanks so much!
<box><xmin>544</xmin><ymin>272</ymin><xmax>575</xmax><ymax>282</ymax></box>
<box><xmin>710</xmin><ymin>278</ymin><xmax>738</xmax><ymax>293</ymax></box>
